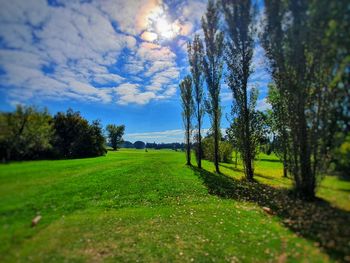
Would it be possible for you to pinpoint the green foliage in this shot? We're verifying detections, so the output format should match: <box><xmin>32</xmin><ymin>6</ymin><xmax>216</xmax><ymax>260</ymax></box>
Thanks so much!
<box><xmin>201</xmin><ymin>136</ymin><xmax>233</xmax><ymax>163</ymax></box>
<box><xmin>334</xmin><ymin>134</ymin><xmax>350</xmax><ymax>176</ymax></box>
<box><xmin>106</xmin><ymin>124</ymin><xmax>125</xmax><ymax>150</ymax></box>
<box><xmin>0</xmin><ymin>105</ymin><xmax>53</xmax><ymax>161</ymax></box>
<box><xmin>52</xmin><ymin>109</ymin><xmax>106</xmax><ymax>158</ymax></box>
<box><xmin>261</xmin><ymin>0</ymin><xmax>349</xmax><ymax>198</ymax></box>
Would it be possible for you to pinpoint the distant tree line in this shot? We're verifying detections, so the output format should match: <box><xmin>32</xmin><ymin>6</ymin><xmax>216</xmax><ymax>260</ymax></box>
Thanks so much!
<box><xmin>121</xmin><ymin>141</ymin><xmax>185</xmax><ymax>151</ymax></box>
<box><xmin>146</xmin><ymin>142</ymin><xmax>185</xmax><ymax>150</ymax></box>
<box><xmin>0</xmin><ymin>105</ymin><xmax>125</xmax><ymax>162</ymax></box>
<box><xmin>180</xmin><ymin>0</ymin><xmax>349</xmax><ymax>199</ymax></box>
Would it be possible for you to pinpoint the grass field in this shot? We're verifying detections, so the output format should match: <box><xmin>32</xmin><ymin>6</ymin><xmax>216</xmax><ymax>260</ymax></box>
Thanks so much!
<box><xmin>0</xmin><ymin>149</ymin><xmax>349</xmax><ymax>262</ymax></box>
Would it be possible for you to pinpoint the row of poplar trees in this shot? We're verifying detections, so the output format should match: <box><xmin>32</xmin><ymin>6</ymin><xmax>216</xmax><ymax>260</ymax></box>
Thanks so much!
<box><xmin>180</xmin><ymin>0</ymin><xmax>349</xmax><ymax>200</ymax></box>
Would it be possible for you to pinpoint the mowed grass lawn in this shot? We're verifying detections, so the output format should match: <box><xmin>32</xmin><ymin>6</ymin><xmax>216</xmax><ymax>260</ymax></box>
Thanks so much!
<box><xmin>0</xmin><ymin>149</ymin><xmax>349</xmax><ymax>262</ymax></box>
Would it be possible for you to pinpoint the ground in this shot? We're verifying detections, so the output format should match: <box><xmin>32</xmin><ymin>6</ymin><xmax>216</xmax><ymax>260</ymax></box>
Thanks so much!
<box><xmin>0</xmin><ymin>149</ymin><xmax>349</xmax><ymax>262</ymax></box>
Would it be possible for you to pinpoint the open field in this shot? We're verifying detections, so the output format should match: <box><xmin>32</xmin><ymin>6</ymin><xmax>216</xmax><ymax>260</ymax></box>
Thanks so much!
<box><xmin>0</xmin><ymin>149</ymin><xmax>349</xmax><ymax>262</ymax></box>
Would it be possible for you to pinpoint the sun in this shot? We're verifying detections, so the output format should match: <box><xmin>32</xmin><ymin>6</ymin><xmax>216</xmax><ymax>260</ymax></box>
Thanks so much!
<box><xmin>147</xmin><ymin>7</ymin><xmax>178</xmax><ymax>40</ymax></box>
<box><xmin>156</xmin><ymin>17</ymin><xmax>174</xmax><ymax>39</ymax></box>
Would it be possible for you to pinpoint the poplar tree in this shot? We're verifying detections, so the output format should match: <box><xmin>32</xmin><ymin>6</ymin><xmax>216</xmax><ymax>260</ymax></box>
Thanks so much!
<box><xmin>188</xmin><ymin>34</ymin><xmax>205</xmax><ymax>168</ymax></box>
<box><xmin>222</xmin><ymin>0</ymin><xmax>257</xmax><ymax>180</ymax></box>
<box><xmin>202</xmin><ymin>0</ymin><xmax>224</xmax><ymax>173</ymax></box>
<box><xmin>180</xmin><ymin>76</ymin><xmax>194</xmax><ymax>165</ymax></box>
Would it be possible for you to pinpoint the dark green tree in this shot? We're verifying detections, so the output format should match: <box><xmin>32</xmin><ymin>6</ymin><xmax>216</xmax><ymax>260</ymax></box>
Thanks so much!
<box><xmin>134</xmin><ymin>141</ymin><xmax>145</xmax><ymax>149</ymax></box>
<box><xmin>52</xmin><ymin>109</ymin><xmax>106</xmax><ymax>158</ymax></box>
<box><xmin>202</xmin><ymin>0</ymin><xmax>224</xmax><ymax>173</ymax></box>
<box><xmin>180</xmin><ymin>75</ymin><xmax>194</xmax><ymax>165</ymax></box>
<box><xmin>106</xmin><ymin>124</ymin><xmax>125</xmax><ymax>151</ymax></box>
<box><xmin>222</xmin><ymin>0</ymin><xmax>257</xmax><ymax>180</ymax></box>
<box><xmin>188</xmin><ymin>34</ymin><xmax>205</xmax><ymax>168</ymax></box>
<box><xmin>0</xmin><ymin>105</ymin><xmax>53</xmax><ymax>161</ymax></box>
<box><xmin>261</xmin><ymin>0</ymin><xmax>349</xmax><ymax>198</ymax></box>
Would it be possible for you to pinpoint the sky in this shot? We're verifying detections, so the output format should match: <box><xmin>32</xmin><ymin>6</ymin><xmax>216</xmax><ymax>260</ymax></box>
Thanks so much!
<box><xmin>0</xmin><ymin>0</ymin><xmax>270</xmax><ymax>143</ymax></box>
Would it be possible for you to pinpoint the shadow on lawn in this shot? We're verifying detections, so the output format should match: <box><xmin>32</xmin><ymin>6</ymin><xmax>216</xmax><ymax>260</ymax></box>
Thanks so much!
<box><xmin>257</xmin><ymin>158</ymin><xmax>283</xmax><ymax>163</ymax></box>
<box><xmin>191</xmin><ymin>166</ymin><xmax>350</xmax><ymax>262</ymax></box>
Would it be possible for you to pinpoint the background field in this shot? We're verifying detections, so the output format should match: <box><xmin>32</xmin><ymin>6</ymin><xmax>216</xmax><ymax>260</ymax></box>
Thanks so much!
<box><xmin>0</xmin><ymin>149</ymin><xmax>349</xmax><ymax>262</ymax></box>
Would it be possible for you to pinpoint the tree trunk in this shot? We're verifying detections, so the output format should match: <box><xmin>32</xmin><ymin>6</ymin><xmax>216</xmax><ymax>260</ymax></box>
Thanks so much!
<box><xmin>283</xmin><ymin>163</ymin><xmax>288</xmax><ymax>178</ymax></box>
<box><xmin>243</xmin><ymin>84</ymin><xmax>253</xmax><ymax>181</ymax></box>
<box><xmin>197</xmin><ymin>110</ymin><xmax>202</xmax><ymax>169</ymax></box>
<box><xmin>235</xmin><ymin>150</ymin><xmax>238</xmax><ymax>168</ymax></box>
<box><xmin>186</xmin><ymin>116</ymin><xmax>191</xmax><ymax>166</ymax></box>
<box><xmin>214</xmin><ymin>115</ymin><xmax>220</xmax><ymax>173</ymax></box>
<box><xmin>283</xmin><ymin>151</ymin><xmax>288</xmax><ymax>177</ymax></box>
<box><xmin>298</xmin><ymin>101</ymin><xmax>315</xmax><ymax>199</ymax></box>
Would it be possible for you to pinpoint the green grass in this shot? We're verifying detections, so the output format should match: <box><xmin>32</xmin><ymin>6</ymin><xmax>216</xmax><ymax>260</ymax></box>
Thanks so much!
<box><xmin>0</xmin><ymin>149</ymin><xmax>349</xmax><ymax>262</ymax></box>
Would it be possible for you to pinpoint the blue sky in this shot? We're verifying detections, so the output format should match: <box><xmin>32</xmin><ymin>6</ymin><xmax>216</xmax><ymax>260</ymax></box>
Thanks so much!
<box><xmin>0</xmin><ymin>0</ymin><xmax>270</xmax><ymax>143</ymax></box>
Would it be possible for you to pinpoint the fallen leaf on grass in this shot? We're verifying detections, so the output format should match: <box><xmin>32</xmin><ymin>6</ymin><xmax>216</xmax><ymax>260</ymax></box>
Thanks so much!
<box><xmin>262</xmin><ymin>207</ymin><xmax>274</xmax><ymax>215</ymax></box>
<box><xmin>31</xmin><ymin>215</ymin><xmax>42</xmax><ymax>227</ymax></box>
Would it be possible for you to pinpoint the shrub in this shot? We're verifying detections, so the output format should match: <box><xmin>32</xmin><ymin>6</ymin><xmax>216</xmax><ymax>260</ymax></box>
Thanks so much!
<box><xmin>199</xmin><ymin>137</ymin><xmax>233</xmax><ymax>163</ymax></box>
<box><xmin>134</xmin><ymin>141</ymin><xmax>145</xmax><ymax>149</ymax></box>
<box><xmin>334</xmin><ymin>134</ymin><xmax>350</xmax><ymax>176</ymax></box>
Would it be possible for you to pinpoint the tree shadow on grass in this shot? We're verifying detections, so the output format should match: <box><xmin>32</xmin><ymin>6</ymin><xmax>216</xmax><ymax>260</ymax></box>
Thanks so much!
<box><xmin>191</xmin><ymin>166</ymin><xmax>350</xmax><ymax>262</ymax></box>
<box><xmin>257</xmin><ymin>158</ymin><xmax>283</xmax><ymax>163</ymax></box>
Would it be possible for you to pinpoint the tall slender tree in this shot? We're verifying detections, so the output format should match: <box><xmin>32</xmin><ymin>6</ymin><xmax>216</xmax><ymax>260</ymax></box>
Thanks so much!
<box><xmin>222</xmin><ymin>0</ymin><xmax>257</xmax><ymax>180</ymax></box>
<box><xmin>180</xmin><ymin>76</ymin><xmax>194</xmax><ymax>165</ymax></box>
<box><xmin>261</xmin><ymin>0</ymin><xmax>349</xmax><ymax>199</ymax></box>
<box><xmin>188</xmin><ymin>34</ymin><xmax>205</xmax><ymax>169</ymax></box>
<box><xmin>202</xmin><ymin>0</ymin><xmax>224</xmax><ymax>173</ymax></box>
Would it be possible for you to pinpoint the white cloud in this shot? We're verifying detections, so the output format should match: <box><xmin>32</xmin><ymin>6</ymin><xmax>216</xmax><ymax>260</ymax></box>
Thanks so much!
<box><xmin>124</xmin><ymin>128</ymin><xmax>228</xmax><ymax>143</ymax></box>
<box><xmin>0</xmin><ymin>0</ymin><xmax>183</xmax><ymax>106</ymax></box>
<box><xmin>114</xmin><ymin>83</ymin><xmax>156</xmax><ymax>105</ymax></box>
<box><xmin>125</xmin><ymin>129</ymin><xmax>185</xmax><ymax>143</ymax></box>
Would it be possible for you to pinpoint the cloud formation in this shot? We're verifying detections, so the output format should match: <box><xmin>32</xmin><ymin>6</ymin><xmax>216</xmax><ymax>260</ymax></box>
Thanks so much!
<box><xmin>0</xmin><ymin>0</ymin><xmax>205</xmax><ymax>106</ymax></box>
<box><xmin>0</xmin><ymin>0</ymin><xmax>269</xmax><ymax>108</ymax></box>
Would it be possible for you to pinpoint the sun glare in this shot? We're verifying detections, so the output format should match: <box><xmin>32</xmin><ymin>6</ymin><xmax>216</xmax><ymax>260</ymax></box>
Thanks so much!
<box><xmin>156</xmin><ymin>18</ymin><xmax>174</xmax><ymax>39</ymax></box>
<box><xmin>147</xmin><ymin>7</ymin><xmax>178</xmax><ymax>40</ymax></box>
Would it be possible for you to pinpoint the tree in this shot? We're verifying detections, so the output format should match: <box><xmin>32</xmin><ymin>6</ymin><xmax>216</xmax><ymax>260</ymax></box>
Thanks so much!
<box><xmin>222</xmin><ymin>0</ymin><xmax>257</xmax><ymax>180</ymax></box>
<box><xmin>88</xmin><ymin>120</ymin><xmax>107</xmax><ymax>157</ymax></box>
<box><xmin>134</xmin><ymin>141</ymin><xmax>145</xmax><ymax>149</ymax></box>
<box><xmin>106</xmin><ymin>124</ymin><xmax>125</xmax><ymax>151</ymax></box>
<box><xmin>52</xmin><ymin>109</ymin><xmax>106</xmax><ymax>158</ymax></box>
<box><xmin>188</xmin><ymin>34</ymin><xmax>205</xmax><ymax>168</ymax></box>
<box><xmin>0</xmin><ymin>105</ymin><xmax>53</xmax><ymax>161</ymax></box>
<box><xmin>122</xmin><ymin>141</ymin><xmax>134</xmax><ymax>148</ymax></box>
<box><xmin>226</xmin><ymin>120</ymin><xmax>239</xmax><ymax>168</ymax></box>
<box><xmin>202</xmin><ymin>0</ymin><xmax>224</xmax><ymax>173</ymax></box>
<box><xmin>201</xmin><ymin>134</ymin><xmax>233</xmax><ymax>164</ymax></box>
<box><xmin>180</xmin><ymin>75</ymin><xmax>194</xmax><ymax>165</ymax></box>
<box><xmin>261</xmin><ymin>0</ymin><xmax>349</xmax><ymax>199</ymax></box>
<box><xmin>266</xmin><ymin>83</ymin><xmax>289</xmax><ymax>177</ymax></box>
